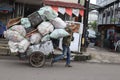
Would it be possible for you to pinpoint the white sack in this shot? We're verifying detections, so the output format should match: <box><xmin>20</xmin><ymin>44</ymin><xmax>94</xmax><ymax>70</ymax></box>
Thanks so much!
<box><xmin>30</xmin><ymin>33</ymin><xmax>42</xmax><ymax>44</ymax></box>
<box><xmin>37</xmin><ymin>22</ymin><xmax>54</xmax><ymax>36</ymax></box>
<box><xmin>41</xmin><ymin>34</ymin><xmax>50</xmax><ymax>42</ymax></box>
<box><xmin>50</xmin><ymin>29</ymin><xmax>69</xmax><ymax>39</ymax></box>
<box><xmin>50</xmin><ymin>17</ymin><xmax>66</xmax><ymax>29</ymax></box>
<box><xmin>37</xmin><ymin>6</ymin><xmax>58</xmax><ymax>20</ymax></box>
<box><xmin>8</xmin><ymin>41</ymin><xmax>19</xmax><ymax>53</ymax></box>
<box><xmin>18</xmin><ymin>39</ymin><xmax>30</xmax><ymax>53</ymax></box>
<box><xmin>10</xmin><ymin>25</ymin><xmax>26</xmax><ymax>36</ymax></box>
<box><xmin>4</xmin><ymin>30</ymin><xmax>24</xmax><ymax>42</ymax></box>
<box><xmin>21</xmin><ymin>18</ymin><xmax>31</xmax><ymax>28</ymax></box>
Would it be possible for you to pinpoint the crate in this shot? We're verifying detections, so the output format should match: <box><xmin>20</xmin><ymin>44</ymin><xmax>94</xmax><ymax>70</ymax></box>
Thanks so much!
<box><xmin>28</xmin><ymin>12</ymin><xmax>43</xmax><ymax>28</ymax></box>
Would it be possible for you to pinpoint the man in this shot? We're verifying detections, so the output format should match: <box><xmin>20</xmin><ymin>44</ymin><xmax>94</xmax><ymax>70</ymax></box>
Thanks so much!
<box><xmin>0</xmin><ymin>21</ymin><xmax>6</xmax><ymax>38</ymax></box>
<box><xmin>51</xmin><ymin>26</ymin><xmax>74</xmax><ymax>67</ymax></box>
<box><xmin>108</xmin><ymin>31</ymin><xmax>114</xmax><ymax>51</ymax></box>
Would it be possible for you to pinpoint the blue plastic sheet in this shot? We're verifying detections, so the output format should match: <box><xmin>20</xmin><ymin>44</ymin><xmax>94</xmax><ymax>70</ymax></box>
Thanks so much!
<box><xmin>0</xmin><ymin>21</ymin><xmax>6</xmax><ymax>35</ymax></box>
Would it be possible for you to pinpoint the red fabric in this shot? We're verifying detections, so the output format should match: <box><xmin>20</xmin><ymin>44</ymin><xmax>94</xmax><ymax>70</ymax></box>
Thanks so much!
<box><xmin>80</xmin><ymin>10</ymin><xmax>84</xmax><ymax>17</ymax></box>
<box><xmin>52</xmin><ymin>6</ymin><xmax>58</xmax><ymax>12</ymax></box>
<box><xmin>44</xmin><ymin>0</ymin><xmax>85</xmax><ymax>9</ymax></box>
<box><xmin>66</xmin><ymin>8</ymin><xmax>72</xmax><ymax>16</ymax></box>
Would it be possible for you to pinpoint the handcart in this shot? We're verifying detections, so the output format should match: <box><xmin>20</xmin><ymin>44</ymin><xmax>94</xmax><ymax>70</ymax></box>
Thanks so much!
<box><xmin>19</xmin><ymin>40</ymin><xmax>54</xmax><ymax>68</ymax></box>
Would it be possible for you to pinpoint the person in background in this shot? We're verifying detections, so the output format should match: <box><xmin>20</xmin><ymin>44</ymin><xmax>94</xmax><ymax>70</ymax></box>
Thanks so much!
<box><xmin>0</xmin><ymin>21</ymin><xmax>6</xmax><ymax>38</ymax></box>
<box><xmin>108</xmin><ymin>31</ymin><xmax>115</xmax><ymax>51</ymax></box>
<box><xmin>51</xmin><ymin>26</ymin><xmax>74</xmax><ymax>67</ymax></box>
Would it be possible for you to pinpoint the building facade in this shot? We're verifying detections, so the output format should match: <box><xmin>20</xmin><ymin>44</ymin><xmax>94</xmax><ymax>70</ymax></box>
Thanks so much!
<box><xmin>96</xmin><ymin>0</ymin><xmax>120</xmax><ymax>25</ymax></box>
<box><xmin>96</xmin><ymin>0</ymin><xmax>120</xmax><ymax>47</ymax></box>
<box><xmin>88</xmin><ymin>10</ymin><xmax>98</xmax><ymax>23</ymax></box>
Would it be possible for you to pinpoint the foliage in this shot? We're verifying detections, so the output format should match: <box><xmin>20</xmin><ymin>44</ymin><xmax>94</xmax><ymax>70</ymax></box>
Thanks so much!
<box><xmin>88</xmin><ymin>21</ymin><xmax>97</xmax><ymax>30</ymax></box>
<box><xmin>111</xmin><ymin>18</ymin><xmax>119</xmax><ymax>23</ymax></box>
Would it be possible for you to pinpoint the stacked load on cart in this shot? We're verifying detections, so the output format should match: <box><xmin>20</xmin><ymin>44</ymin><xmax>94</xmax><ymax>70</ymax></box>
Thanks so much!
<box><xmin>4</xmin><ymin>6</ymin><xmax>70</xmax><ymax>54</ymax></box>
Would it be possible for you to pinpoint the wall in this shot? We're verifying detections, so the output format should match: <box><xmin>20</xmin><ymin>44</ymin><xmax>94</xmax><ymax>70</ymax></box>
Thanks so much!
<box><xmin>97</xmin><ymin>1</ymin><xmax>120</xmax><ymax>25</ymax></box>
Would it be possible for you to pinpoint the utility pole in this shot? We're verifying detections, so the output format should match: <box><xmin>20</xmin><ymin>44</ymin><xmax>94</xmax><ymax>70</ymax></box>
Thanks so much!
<box><xmin>82</xmin><ymin>0</ymin><xmax>90</xmax><ymax>52</ymax></box>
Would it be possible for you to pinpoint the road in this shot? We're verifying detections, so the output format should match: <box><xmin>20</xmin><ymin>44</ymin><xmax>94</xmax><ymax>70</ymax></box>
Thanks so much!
<box><xmin>0</xmin><ymin>59</ymin><xmax>120</xmax><ymax>80</ymax></box>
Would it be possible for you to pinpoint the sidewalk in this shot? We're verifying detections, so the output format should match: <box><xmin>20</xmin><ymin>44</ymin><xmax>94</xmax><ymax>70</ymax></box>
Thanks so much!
<box><xmin>86</xmin><ymin>44</ymin><xmax>120</xmax><ymax>64</ymax></box>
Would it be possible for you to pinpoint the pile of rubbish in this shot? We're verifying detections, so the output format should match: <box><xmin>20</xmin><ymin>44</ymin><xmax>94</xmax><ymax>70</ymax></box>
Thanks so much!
<box><xmin>4</xmin><ymin>6</ymin><xmax>69</xmax><ymax>53</ymax></box>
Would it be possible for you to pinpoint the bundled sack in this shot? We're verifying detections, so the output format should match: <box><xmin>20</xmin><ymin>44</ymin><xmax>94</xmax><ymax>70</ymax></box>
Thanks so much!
<box><xmin>37</xmin><ymin>22</ymin><xmax>54</xmax><ymax>36</ymax></box>
<box><xmin>50</xmin><ymin>29</ymin><xmax>69</xmax><ymax>39</ymax></box>
<box><xmin>41</xmin><ymin>34</ymin><xmax>50</xmax><ymax>42</ymax></box>
<box><xmin>50</xmin><ymin>17</ymin><xmax>66</xmax><ymax>29</ymax></box>
<box><xmin>10</xmin><ymin>25</ymin><xmax>26</xmax><ymax>36</ymax></box>
<box><xmin>21</xmin><ymin>18</ymin><xmax>31</xmax><ymax>28</ymax></box>
<box><xmin>4</xmin><ymin>30</ymin><xmax>24</xmax><ymax>42</ymax></box>
<box><xmin>30</xmin><ymin>33</ymin><xmax>42</xmax><ymax>44</ymax></box>
<box><xmin>18</xmin><ymin>39</ymin><xmax>30</xmax><ymax>53</ymax></box>
<box><xmin>37</xmin><ymin>6</ymin><xmax>58</xmax><ymax>20</ymax></box>
<box><xmin>8</xmin><ymin>41</ymin><xmax>19</xmax><ymax>53</ymax></box>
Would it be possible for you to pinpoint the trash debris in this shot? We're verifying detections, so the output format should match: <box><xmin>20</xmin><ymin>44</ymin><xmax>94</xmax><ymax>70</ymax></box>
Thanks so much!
<box><xmin>4</xmin><ymin>6</ymin><xmax>69</xmax><ymax>54</ymax></box>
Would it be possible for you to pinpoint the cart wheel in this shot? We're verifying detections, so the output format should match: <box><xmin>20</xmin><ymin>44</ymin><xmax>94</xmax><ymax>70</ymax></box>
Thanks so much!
<box><xmin>29</xmin><ymin>51</ymin><xmax>45</xmax><ymax>68</ymax></box>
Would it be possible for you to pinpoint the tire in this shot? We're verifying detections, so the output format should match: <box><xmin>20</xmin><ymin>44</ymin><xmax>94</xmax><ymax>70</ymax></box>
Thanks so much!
<box><xmin>29</xmin><ymin>51</ymin><xmax>45</xmax><ymax>68</ymax></box>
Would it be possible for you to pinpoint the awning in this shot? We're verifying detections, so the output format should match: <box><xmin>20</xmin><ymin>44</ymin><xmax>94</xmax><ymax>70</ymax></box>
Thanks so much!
<box><xmin>44</xmin><ymin>0</ymin><xmax>85</xmax><ymax>17</ymax></box>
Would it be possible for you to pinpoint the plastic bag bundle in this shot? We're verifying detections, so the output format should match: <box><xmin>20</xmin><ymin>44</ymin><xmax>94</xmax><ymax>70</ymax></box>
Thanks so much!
<box><xmin>50</xmin><ymin>29</ymin><xmax>69</xmax><ymax>39</ymax></box>
<box><xmin>41</xmin><ymin>34</ymin><xmax>50</xmax><ymax>42</ymax></box>
<box><xmin>21</xmin><ymin>18</ymin><xmax>31</xmax><ymax>28</ymax></box>
<box><xmin>50</xmin><ymin>17</ymin><xmax>66</xmax><ymax>29</ymax></box>
<box><xmin>30</xmin><ymin>33</ymin><xmax>42</xmax><ymax>44</ymax></box>
<box><xmin>37</xmin><ymin>6</ymin><xmax>58</xmax><ymax>20</ymax></box>
<box><xmin>8</xmin><ymin>41</ymin><xmax>19</xmax><ymax>53</ymax></box>
<box><xmin>18</xmin><ymin>39</ymin><xmax>30</xmax><ymax>53</ymax></box>
<box><xmin>4</xmin><ymin>30</ymin><xmax>24</xmax><ymax>42</ymax></box>
<box><xmin>10</xmin><ymin>25</ymin><xmax>26</xmax><ymax>36</ymax></box>
<box><xmin>37</xmin><ymin>22</ymin><xmax>54</xmax><ymax>36</ymax></box>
